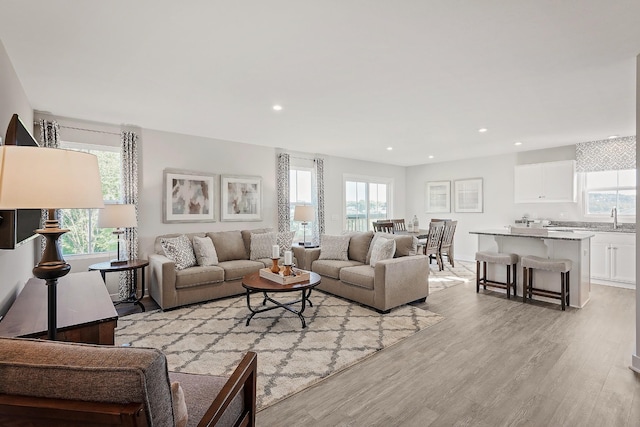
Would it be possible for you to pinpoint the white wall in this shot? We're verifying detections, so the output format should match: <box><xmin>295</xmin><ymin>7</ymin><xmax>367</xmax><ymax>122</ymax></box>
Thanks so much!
<box><xmin>0</xmin><ymin>39</ymin><xmax>36</xmax><ymax>315</ymax></box>
<box><xmin>405</xmin><ymin>143</ymin><xmax>605</xmax><ymax>261</ymax></box>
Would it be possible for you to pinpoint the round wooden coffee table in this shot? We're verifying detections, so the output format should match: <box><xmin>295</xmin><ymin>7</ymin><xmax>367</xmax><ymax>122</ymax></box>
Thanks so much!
<box><xmin>241</xmin><ymin>271</ymin><xmax>321</xmax><ymax>328</ymax></box>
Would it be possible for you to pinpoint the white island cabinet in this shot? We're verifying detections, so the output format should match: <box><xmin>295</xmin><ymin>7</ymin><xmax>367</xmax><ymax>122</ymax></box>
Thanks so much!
<box><xmin>470</xmin><ymin>229</ymin><xmax>594</xmax><ymax>308</ymax></box>
<box><xmin>591</xmin><ymin>232</ymin><xmax>636</xmax><ymax>286</ymax></box>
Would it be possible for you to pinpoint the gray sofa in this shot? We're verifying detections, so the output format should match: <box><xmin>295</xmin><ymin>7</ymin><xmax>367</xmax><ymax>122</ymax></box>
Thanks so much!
<box><xmin>292</xmin><ymin>231</ymin><xmax>430</xmax><ymax>313</ymax></box>
<box><xmin>149</xmin><ymin>228</ymin><xmax>283</xmax><ymax>310</ymax></box>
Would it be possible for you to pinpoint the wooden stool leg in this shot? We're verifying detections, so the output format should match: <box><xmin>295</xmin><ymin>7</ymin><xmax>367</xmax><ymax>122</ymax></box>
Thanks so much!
<box><xmin>512</xmin><ymin>264</ymin><xmax>517</xmax><ymax>298</ymax></box>
<box><xmin>528</xmin><ymin>268</ymin><xmax>533</xmax><ymax>300</ymax></box>
<box><xmin>483</xmin><ymin>261</ymin><xmax>487</xmax><ymax>290</ymax></box>
<box><xmin>476</xmin><ymin>260</ymin><xmax>480</xmax><ymax>293</ymax></box>
<box><xmin>560</xmin><ymin>272</ymin><xmax>566</xmax><ymax>311</ymax></box>
<box><xmin>566</xmin><ymin>271</ymin><xmax>570</xmax><ymax>308</ymax></box>
<box><xmin>506</xmin><ymin>264</ymin><xmax>511</xmax><ymax>299</ymax></box>
<box><xmin>522</xmin><ymin>267</ymin><xmax>527</xmax><ymax>303</ymax></box>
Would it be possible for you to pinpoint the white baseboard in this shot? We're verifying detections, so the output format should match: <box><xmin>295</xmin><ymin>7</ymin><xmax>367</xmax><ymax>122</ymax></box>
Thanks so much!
<box><xmin>631</xmin><ymin>354</ymin><xmax>640</xmax><ymax>374</ymax></box>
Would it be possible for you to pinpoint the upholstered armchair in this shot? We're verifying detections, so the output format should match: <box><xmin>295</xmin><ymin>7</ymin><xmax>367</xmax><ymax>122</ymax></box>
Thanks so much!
<box><xmin>0</xmin><ymin>337</ymin><xmax>257</xmax><ymax>427</ymax></box>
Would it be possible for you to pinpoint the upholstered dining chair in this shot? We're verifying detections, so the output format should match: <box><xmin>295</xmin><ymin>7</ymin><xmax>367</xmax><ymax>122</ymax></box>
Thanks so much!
<box><xmin>423</xmin><ymin>221</ymin><xmax>446</xmax><ymax>270</ymax></box>
<box><xmin>372</xmin><ymin>221</ymin><xmax>395</xmax><ymax>233</ymax></box>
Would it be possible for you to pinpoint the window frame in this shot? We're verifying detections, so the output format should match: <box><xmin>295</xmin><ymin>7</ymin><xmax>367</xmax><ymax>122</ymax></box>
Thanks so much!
<box><xmin>59</xmin><ymin>141</ymin><xmax>122</xmax><ymax>257</ymax></box>
<box><xmin>582</xmin><ymin>169</ymin><xmax>636</xmax><ymax>218</ymax></box>
<box><xmin>343</xmin><ymin>174</ymin><xmax>393</xmax><ymax>232</ymax></box>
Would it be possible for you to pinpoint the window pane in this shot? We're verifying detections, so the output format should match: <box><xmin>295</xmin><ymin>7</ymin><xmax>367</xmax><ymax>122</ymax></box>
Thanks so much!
<box><xmin>618</xmin><ymin>169</ymin><xmax>636</xmax><ymax>187</ymax></box>
<box><xmin>617</xmin><ymin>189</ymin><xmax>636</xmax><ymax>215</ymax></box>
<box><xmin>585</xmin><ymin>170</ymin><xmax>617</xmax><ymax>189</ymax></box>
<box><xmin>586</xmin><ymin>190</ymin><xmax>617</xmax><ymax>214</ymax></box>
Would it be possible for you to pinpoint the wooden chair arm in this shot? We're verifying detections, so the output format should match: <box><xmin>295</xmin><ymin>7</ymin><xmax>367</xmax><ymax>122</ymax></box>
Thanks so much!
<box><xmin>197</xmin><ymin>351</ymin><xmax>257</xmax><ymax>427</ymax></box>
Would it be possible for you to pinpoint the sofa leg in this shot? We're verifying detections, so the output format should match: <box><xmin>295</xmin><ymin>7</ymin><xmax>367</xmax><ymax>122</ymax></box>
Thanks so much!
<box><xmin>377</xmin><ymin>308</ymin><xmax>391</xmax><ymax>314</ymax></box>
<box><xmin>412</xmin><ymin>297</ymin><xmax>427</xmax><ymax>303</ymax></box>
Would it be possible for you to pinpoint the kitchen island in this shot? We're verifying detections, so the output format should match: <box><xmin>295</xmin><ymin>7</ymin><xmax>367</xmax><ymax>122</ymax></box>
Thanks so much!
<box><xmin>470</xmin><ymin>228</ymin><xmax>594</xmax><ymax>308</ymax></box>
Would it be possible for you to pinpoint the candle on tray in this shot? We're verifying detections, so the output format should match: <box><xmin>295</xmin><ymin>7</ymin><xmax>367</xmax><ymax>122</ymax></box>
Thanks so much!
<box><xmin>284</xmin><ymin>250</ymin><xmax>292</xmax><ymax>265</ymax></box>
<box><xmin>272</xmin><ymin>244</ymin><xmax>280</xmax><ymax>259</ymax></box>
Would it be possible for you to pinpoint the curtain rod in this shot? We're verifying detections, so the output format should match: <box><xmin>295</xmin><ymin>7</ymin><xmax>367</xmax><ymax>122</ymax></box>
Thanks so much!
<box><xmin>34</xmin><ymin>121</ymin><xmax>120</xmax><ymax>136</ymax></box>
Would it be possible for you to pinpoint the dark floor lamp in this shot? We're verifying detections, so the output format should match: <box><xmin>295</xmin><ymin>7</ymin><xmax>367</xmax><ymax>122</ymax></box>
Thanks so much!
<box><xmin>0</xmin><ymin>145</ymin><xmax>104</xmax><ymax>340</ymax></box>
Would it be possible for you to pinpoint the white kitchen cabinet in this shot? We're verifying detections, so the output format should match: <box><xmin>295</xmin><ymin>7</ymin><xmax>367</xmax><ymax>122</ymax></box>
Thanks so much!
<box><xmin>590</xmin><ymin>232</ymin><xmax>636</xmax><ymax>286</ymax></box>
<box><xmin>514</xmin><ymin>160</ymin><xmax>576</xmax><ymax>203</ymax></box>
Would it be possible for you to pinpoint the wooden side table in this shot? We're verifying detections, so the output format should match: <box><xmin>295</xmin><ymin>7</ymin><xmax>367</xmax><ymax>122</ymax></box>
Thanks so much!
<box><xmin>0</xmin><ymin>271</ymin><xmax>118</xmax><ymax>345</ymax></box>
<box><xmin>88</xmin><ymin>259</ymin><xmax>149</xmax><ymax>312</ymax></box>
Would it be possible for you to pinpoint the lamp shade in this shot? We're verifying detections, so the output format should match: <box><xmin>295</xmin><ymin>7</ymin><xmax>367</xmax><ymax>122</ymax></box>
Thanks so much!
<box><xmin>294</xmin><ymin>205</ymin><xmax>315</xmax><ymax>222</ymax></box>
<box><xmin>98</xmin><ymin>204</ymin><xmax>138</xmax><ymax>228</ymax></box>
<box><xmin>0</xmin><ymin>146</ymin><xmax>104</xmax><ymax>209</ymax></box>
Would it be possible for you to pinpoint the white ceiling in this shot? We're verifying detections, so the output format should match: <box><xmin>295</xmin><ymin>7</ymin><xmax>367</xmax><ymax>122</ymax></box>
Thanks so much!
<box><xmin>1</xmin><ymin>1</ymin><xmax>639</xmax><ymax>166</ymax></box>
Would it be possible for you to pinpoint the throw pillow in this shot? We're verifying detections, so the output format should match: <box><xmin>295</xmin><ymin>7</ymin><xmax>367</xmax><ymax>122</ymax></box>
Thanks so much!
<box><xmin>171</xmin><ymin>381</ymin><xmax>188</xmax><ymax>427</ymax></box>
<box><xmin>370</xmin><ymin>237</ymin><xmax>396</xmax><ymax>267</ymax></box>
<box><xmin>365</xmin><ymin>232</ymin><xmax>394</xmax><ymax>265</ymax></box>
<box><xmin>192</xmin><ymin>235</ymin><xmax>218</xmax><ymax>266</ymax></box>
<box><xmin>318</xmin><ymin>234</ymin><xmax>350</xmax><ymax>261</ymax></box>
<box><xmin>161</xmin><ymin>235</ymin><xmax>197</xmax><ymax>270</ymax></box>
<box><xmin>250</xmin><ymin>232</ymin><xmax>277</xmax><ymax>260</ymax></box>
<box><xmin>277</xmin><ymin>231</ymin><xmax>296</xmax><ymax>256</ymax></box>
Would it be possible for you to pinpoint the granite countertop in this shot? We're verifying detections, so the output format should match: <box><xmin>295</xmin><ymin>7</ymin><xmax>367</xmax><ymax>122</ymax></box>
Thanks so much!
<box><xmin>544</xmin><ymin>221</ymin><xmax>635</xmax><ymax>234</ymax></box>
<box><xmin>470</xmin><ymin>229</ymin><xmax>595</xmax><ymax>240</ymax></box>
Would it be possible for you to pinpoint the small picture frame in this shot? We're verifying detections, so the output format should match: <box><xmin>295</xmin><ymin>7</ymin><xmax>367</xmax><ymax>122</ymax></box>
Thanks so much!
<box><xmin>425</xmin><ymin>181</ymin><xmax>451</xmax><ymax>213</ymax></box>
<box><xmin>221</xmin><ymin>175</ymin><xmax>262</xmax><ymax>221</ymax></box>
<box><xmin>163</xmin><ymin>169</ymin><xmax>216</xmax><ymax>223</ymax></box>
<box><xmin>454</xmin><ymin>178</ymin><xmax>483</xmax><ymax>213</ymax></box>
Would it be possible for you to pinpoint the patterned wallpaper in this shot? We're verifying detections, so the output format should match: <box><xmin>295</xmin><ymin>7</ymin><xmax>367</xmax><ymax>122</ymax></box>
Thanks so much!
<box><xmin>576</xmin><ymin>135</ymin><xmax>636</xmax><ymax>172</ymax></box>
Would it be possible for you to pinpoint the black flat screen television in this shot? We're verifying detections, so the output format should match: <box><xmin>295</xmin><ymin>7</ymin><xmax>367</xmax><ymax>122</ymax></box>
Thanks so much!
<box><xmin>0</xmin><ymin>114</ymin><xmax>42</xmax><ymax>249</ymax></box>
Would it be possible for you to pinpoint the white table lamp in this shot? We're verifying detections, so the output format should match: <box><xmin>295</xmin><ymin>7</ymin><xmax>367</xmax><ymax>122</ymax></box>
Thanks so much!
<box><xmin>98</xmin><ymin>204</ymin><xmax>137</xmax><ymax>266</ymax></box>
<box><xmin>294</xmin><ymin>205</ymin><xmax>315</xmax><ymax>247</ymax></box>
<box><xmin>0</xmin><ymin>145</ymin><xmax>104</xmax><ymax>340</ymax></box>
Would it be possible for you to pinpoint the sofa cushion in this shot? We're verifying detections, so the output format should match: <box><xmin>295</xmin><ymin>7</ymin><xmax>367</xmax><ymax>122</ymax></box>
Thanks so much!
<box><xmin>370</xmin><ymin>237</ymin><xmax>396</xmax><ymax>267</ymax></box>
<box><xmin>155</xmin><ymin>232</ymin><xmax>206</xmax><ymax>255</ymax></box>
<box><xmin>192</xmin><ymin>236</ymin><xmax>219</xmax><ymax>266</ymax></box>
<box><xmin>208</xmin><ymin>231</ymin><xmax>248</xmax><ymax>262</ymax></box>
<box><xmin>161</xmin><ymin>235</ymin><xmax>197</xmax><ymax>270</ymax></box>
<box><xmin>0</xmin><ymin>337</ymin><xmax>174</xmax><ymax>427</ymax></box>
<box><xmin>318</xmin><ymin>235</ymin><xmax>351</xmax><ymax>261</ymax></box>
<box><xmin>218</xmin><ymin>260</ymin><xmax>265</xmax><ymax>281</ymax></box>
<box><xmin>392</xmin><ymin>234</ymin><xmax>419</xmax><ymax>258</ymax></box>
<box><xmin>250</xmin><ymin>232</ymin><xmax>277</xmax><ymax>260</ymax></box>
<box><xmin>339</xmin><ymin>265</ymin><xmax>375</xmax><ymax>290</ymax></box>
<box><xmin>175</xmin><ymin>266</ymin><xmax>225</xmax><ymax>289</ymax></box>
<box><xmin>344</xmin><ymin>231</ymin><xmax>374</xmax><ymax>264</ymax></box>
<box><xmin>241</xmin><ymin>228</ymin><xmax>273</xmax><ymax>258</ymax></box>
<box><xmin>312</xmin><ymin>259</ymin><xmax>363</xmax><ymax>279</ymax></box>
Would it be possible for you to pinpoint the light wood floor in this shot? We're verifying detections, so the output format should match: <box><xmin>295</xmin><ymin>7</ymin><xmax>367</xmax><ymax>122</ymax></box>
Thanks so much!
<box><xmin>258</xmin><ymin>281</ymin><xmax>640</xmax><ymax>426</ymax></box>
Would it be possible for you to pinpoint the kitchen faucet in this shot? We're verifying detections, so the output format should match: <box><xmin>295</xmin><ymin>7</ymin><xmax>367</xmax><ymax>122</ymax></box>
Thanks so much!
<box><xmin>611</xmin><ymin>206</ymin><xmax>618</xmax><ymax>229</ymax></box>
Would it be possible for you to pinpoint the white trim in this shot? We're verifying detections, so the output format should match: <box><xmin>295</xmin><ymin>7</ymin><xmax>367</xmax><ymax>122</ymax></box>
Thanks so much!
<box><xmin>631</xmin><ymin>354</ymin><xmax>640</xmax><ymax>374</ymax></box>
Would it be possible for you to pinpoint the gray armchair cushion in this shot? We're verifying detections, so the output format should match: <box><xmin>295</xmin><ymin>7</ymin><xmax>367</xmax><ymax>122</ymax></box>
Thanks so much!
<box><xmin>0</xmin><ymin>337</ymin><xmax>174</xmax><ymax>427</ymax></box>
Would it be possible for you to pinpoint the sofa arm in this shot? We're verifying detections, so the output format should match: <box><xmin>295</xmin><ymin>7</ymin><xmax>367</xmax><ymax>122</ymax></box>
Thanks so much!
<box><xmin>373</xmin><ymin>255</ymin><xmax>430</xmax><ymax>311</ymax></box>
<box><xmin>291</xmin><ymin>246</ymin><xmax>321</xmax><ymax>271</ymax></box>
<box><xmin>148</xmin><ymin>253</ymin><xmax>177</xmax><ymax>310</ymax></box>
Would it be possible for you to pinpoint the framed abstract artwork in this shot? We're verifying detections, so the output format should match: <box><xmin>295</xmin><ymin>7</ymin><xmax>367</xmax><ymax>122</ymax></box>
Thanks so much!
<box><xmin>163</xmin><ymin>169</ymin><xmax>216</xmax><ymax>223</ymax></box>
<box><xmin>425</xmin><ymin>181</ymin><xmax>451</xmax><ymax>213</ymax></box>
<box><xmin>221</xmin><ymin>175</ymin><xmax>262</xmax><ymax>221</ymax></box>
<box><xmin>454</xmin><ymin>178</ymin><xmax>483</xmax><ymax>213</ymax></box>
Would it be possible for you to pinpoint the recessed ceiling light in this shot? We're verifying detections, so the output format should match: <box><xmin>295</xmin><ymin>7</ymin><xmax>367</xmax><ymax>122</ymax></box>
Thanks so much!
<box><xmin>478</xmin><ymin>128</ymin><xmax>488</xmax><ymax>133</ymax></box>
<box><xmin>514</xmin><ymin>141</ymin><xmax>522</xmax><ymax>146</ymax></box>
<box><xmin>272</xmin><ymin>105</ymin><xmax>283</xmax><ymax>111</ymax></box>
<box><xmin>386</xmin><ymin>147</ymin><xmax>393</xmax><ymax>151</ymax></box>
<box><xmin>428</xmin><ymin>155</ymin><xmax>434</xmax><ymax>159</ymax></box>
<box><xmin>608</xmin><ymin>135</ymin><xmax>618</xmax><ymax>139</ymax></box>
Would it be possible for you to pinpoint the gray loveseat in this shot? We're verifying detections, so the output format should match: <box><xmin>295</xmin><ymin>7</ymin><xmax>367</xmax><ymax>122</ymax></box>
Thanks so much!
<box><xmin>292</xmin><ymin>231</ymin><xmax>430</xmax><ymax>313</ymax></box>
<box><xmin>149</xmin><ymin>228</ymin><xmax>286</xmax><ymax>310</ymax></box>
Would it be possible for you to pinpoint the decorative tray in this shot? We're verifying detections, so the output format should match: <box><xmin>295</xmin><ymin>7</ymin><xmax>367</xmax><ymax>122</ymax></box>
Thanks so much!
<box><xmin>259</xmin><ymin>267</ymin><xmax>311</xmax><ymax>285</ymax></box>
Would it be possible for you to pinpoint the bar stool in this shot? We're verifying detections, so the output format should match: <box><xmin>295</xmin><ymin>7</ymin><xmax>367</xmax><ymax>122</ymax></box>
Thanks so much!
<box><xmin>521</xmin><ymin>255</ymin><xmax>572</xmax><ymax>310</ymax></box>
<box><xmin>475</xmin><ymin>251</ymin><xmax>519</xmax><ymax>299</ymax></box>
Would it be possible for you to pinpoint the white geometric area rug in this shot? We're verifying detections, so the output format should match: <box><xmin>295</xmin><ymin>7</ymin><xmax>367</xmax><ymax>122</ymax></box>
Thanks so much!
<box><xmin>115</xmin><ymin>291</ymin><xmax>443</xmax><ymax>409</ymax></box>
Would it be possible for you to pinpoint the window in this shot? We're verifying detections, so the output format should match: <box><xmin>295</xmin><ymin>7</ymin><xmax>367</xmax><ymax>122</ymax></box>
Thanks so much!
<box><xmin>584</xmin><ymin>169</ymin><xmax>636</xmax><ymax>216</ymax></box>
<box><xmin>290</xmin><ymin>168</ymin><xmax>314</xmax><ymax>242</ymax></box>
<box><xmin>60</xmin><ymin>141</ymin><xmax>122</xmax><ymax>256</ymax></box>
<box><xmin>345</xmin><ymin>176</ymin><xmax>391</xmax><ymax>231</ymax></box>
